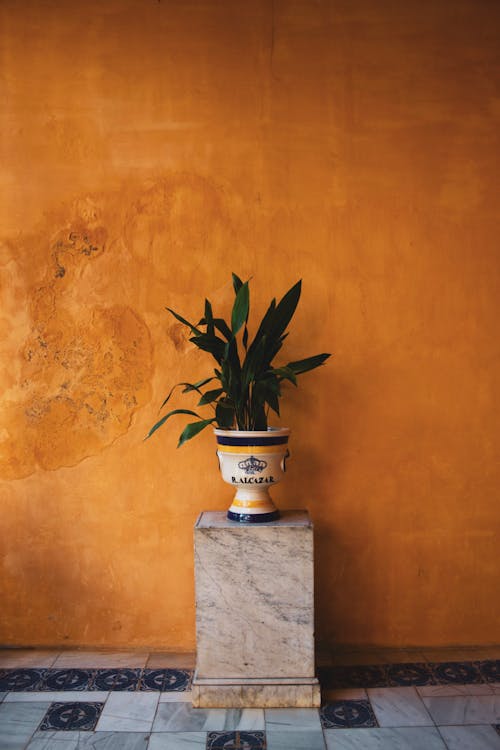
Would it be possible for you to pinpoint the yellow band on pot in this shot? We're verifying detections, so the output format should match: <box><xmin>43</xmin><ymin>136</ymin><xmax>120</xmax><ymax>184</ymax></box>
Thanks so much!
<box><xmin>217</xmin><ymin>444</ymin><xmax>285</xmax><ymax>455</ymax></box>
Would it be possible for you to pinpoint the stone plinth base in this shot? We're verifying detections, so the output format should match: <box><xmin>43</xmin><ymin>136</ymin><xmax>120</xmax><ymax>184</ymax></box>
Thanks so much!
<box><xmin>193</xmin><ymin>510</ymin><xmax>319</xmax><ymax>708</ymax></box>
<box><xmin>192</xmin><ymin>675</ymin><xmax>320</xmax><ymax>708</ymax></box>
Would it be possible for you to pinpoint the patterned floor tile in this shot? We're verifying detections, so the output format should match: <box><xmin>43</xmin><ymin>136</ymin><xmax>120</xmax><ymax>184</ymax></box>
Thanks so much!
<box><xmin>39</xmin><ymin>702</ymin><xmax>104</xmax><ymax>731</ymax></box>
<box><xmin>140</xmin><ymin>668</ymin><xmax>192</xmax><ymax>691</ymax></box>
<box><xmin>206</xmin><ymin>731</ymin><xmax>266</xmax><ymax>749</ymax></box>
<box><xmin>0</xmin><ymin>668</ymin><xmax>45</xmax><ymax>691</ymax></box>
<box><xmin>386</xmin><ymin>663</ymin><xmax>435</xmax><ymax>687</ymax></box>
<box><xmin>92</xmin><ymin>668</ymin><xmax>141</xmax><ymax>691</ymax></box>
<box><xmin>40</xmin><ymin>670</ymin><xmax>95</xmax><ymax>691</ymax></box>
<box><xmin>320</xmin><ymin>700</ymin><xmax>377</xmax><ymax>729</ymax></box>
<box><xmin>430</xmin><ymin>662</ymin><xmax>482</xmax><ymax>685</ymax></box>
<box><xmin>480</xmin><ymin>661</ymin><xmax>500</xmax><ymax>684</ymax></box>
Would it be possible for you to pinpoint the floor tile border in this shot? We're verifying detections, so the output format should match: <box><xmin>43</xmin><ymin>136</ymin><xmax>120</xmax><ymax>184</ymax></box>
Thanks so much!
<box><xmin>0</xmin><ymin>667</ymin><xmax>193</xmax><ymax>693</ymax></box>
<box><xmin>318</xmin><ymin>659</ymin><xmax>499</xmax><ymax>689</ymax></box>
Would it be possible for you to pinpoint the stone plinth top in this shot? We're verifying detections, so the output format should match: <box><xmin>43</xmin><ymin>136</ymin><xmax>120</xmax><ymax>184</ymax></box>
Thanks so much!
<box><xmin>195</xmin><ymin>509</ymin><xmax>312</xmax><ymax>529</ymax></box>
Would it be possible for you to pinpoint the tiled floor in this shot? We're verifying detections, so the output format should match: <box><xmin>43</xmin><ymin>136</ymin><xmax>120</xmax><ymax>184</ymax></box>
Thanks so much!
<box><xmin>0</xmin><ymin>648</ymin><xmax>499</xmax><ymax>749</ymax></box>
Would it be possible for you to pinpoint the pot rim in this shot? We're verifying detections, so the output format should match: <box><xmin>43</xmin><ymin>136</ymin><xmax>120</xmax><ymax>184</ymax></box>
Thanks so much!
<box><xmin>213</xmin><ymin>427</ymin><xmax>290</xmax><ymax>438</ymax></box>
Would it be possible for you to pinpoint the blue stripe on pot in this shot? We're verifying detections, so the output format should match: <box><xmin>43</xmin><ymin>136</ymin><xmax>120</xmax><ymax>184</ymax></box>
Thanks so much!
<box><xmin>215</xmin><ymin>435</ymin><xmax>289</xmax><ymax>446</ymax></box>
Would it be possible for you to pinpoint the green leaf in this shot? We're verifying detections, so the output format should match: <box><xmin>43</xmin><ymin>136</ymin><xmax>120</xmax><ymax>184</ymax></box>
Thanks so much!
<box><xmin>265</xmin><ymin>389</ymin><xmax>280</xmax><ymax>416</ymax></box>
<box><xmin>232</xmin><ymin>272</ymin><xmax>243</xmax><ymax>294</ymax></box>
<box><xmin>244</xmin><ymin>298</ymin><xmax>278</xmax><ymax>375</ymax></box>
<box><xmin>253</xmin><ymin>377</ymin><xmax>281</xmax><ymax>418</ymax></box>
<box><xmin>158</xmin><ymin>379</ymin><xmax>214</xmax><ymax>411</ymax></box>
<box><xmin>178</xmin><ymin>418</ymin><xmax>216</xmax><ymax>448</ymax></box>
<box><xmin>223</xmin><ymin>335</ymin><xmax>242</xmax><ymax>403</ymax></box>
<box><xmin>181</xmin><ymin>377</ymin><xmax>216</xmax><ymax>394</ymax></box>
<box><xmin>269</xmin><ymin>366</ymin><xmax>297</xmax><ymax>386</ymax></box>
<box><xmin>166</xmin><ymin>307</ymin><xmax>201</xmax><ymax>336</ymax></box>
<box><xmin>198</xmin><ymin>387</ymin><xmax>224</xmax><ymax>406</ymax></box>
<box><xmin>216</xmin><ymin>399</ymin><xmax>235</xmax><ymax>428</ymax></box>
<box><xmin>268</xmin><ymin>279</ymin><xmax>302</xmax><ymax>339</ymax></box>
<box><xmin>158</xmin><ymin>383</ymin><xmax>180</xmax><ymax>411</ymax></box>
<box><xmin>231</xmin><ymin>281</ymin><xmax>249</xmax><ymax>334</ymax></box>
<box><xmin>224</xmin><ymin>335</ymin><xmax>241</xmax><ymax>374</ymax></box>
<box><xmin>145</xmin><ymin>409</ymin><xmax>202</xmax><ymax>440</ymax></box>
<box><xmin>242</xmin><ymin>333</ymin><xmax>268</xmax><ymax>386</ymax></box>
<box><xmin>287</xmin><ymin>353</ymin><xmax>331</xmax><ymax>374</ymax></box>
<box><xmin>252</xmin><ymin>403</ymin><xmax>268</xmax><ymax>430</ymax></box>
<box><xmin>262</xmin><ymin>375</ymin><xmax>281</xmax><ymax>394</ymax></box>
<box><xmin>249</xmin><ymin>299</ymin><xmax>276</xmax><ymax>349</ymax></box>
<box><xmin>189</xmin><ymin>334</ymin><xmax>226</xmax><ymax>363</ymax></box>
<box><xmin>214</xmin><ymin>318</ymin><xmax>233</xmax><ymax>340</ymax></box>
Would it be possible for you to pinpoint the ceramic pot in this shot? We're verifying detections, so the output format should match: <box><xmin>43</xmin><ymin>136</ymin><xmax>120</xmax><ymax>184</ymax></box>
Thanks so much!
<box><xmin>214</xmin><ymin>427</ymin><xmax>290</xmax><ymax>523</ymax></box>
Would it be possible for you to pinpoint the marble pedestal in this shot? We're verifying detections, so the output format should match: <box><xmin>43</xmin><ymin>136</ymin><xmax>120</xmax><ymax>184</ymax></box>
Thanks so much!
<box><xmin>192</xmin><ymin>510</ymin><xmax>320</xmax><ymax>708</ymax></box>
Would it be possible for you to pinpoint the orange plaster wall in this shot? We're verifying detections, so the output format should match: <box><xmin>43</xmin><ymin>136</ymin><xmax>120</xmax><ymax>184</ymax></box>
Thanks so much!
<box><xmin>1</xmin><ymin>0</ymin><xmax>499</xmax><ymax>649</ymax></box>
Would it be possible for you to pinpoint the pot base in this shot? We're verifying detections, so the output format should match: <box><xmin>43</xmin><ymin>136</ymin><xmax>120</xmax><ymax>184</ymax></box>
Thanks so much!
<box><xmin>227</xmin><ymin>510</ymin><xmax>280</xmax><ymax>524</ymax></box>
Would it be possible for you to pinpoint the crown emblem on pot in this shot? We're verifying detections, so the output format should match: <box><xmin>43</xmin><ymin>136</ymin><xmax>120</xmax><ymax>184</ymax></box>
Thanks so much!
<box><xmin>238</xmin><ymin>455</ymin><xmax>268</xmax><ymax>475</ymax></box>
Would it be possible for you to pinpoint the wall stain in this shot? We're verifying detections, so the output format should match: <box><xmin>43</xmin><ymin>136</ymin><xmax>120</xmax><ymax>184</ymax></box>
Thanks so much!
<box><xmin>1</xmin><ymin>174</ymin><xmax>233</xmax><ymax>480</ymax></box>
<box><xmin>168</xmin><ymin>322</ymin><xmax>191</xmax><ymax>353</ymax></box>
<box><xmin>0</xmin><ymin>173</ymin><xmax>238</xmax><ymax>479</ymax></box>
<box><xmin>52</xmin><ymin>229</ymin><xmax>105</xmax><ymax>280</ymax></box>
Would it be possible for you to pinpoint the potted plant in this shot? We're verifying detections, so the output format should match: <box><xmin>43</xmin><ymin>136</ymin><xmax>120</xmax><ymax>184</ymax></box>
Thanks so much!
<box><xmin>146</xmin><ymin>274</ymin><xmax>330</xmax><ymax>522</ymax></box>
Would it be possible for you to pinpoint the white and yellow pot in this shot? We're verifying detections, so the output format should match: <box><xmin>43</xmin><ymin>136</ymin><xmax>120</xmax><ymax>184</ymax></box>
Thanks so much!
<box><xmin>214</xmin><ymin>427</ymin><xmax>290</xmax><ymax>523</ymax></box>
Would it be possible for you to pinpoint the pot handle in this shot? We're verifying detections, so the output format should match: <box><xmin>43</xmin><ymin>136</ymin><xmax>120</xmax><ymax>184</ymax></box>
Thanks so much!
<box><xmin>281</xmin><ymin>449</ymin><xmax>290</xmax><ymax>472</ymax></box>
<box><xmin>215</xmin><ymin>449</ymin><xmax>221</xmax><ymax>471</ymax></box>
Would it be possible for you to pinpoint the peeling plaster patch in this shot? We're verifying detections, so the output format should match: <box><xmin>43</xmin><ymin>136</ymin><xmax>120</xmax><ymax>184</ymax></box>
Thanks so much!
<box><xmin>0</xmin><ymin>174</ymin><xmax>241</xmax><ymax>480</ymax></box>
<box><xmin>51</xmin><ymin>227</ymin><xmax>106</xmax><ymax>280</ymax></box>
<box><xmin>0</xmin><ymin>196</ymin><xmax>153</xmax><ymax>479</ymax></box>
<box><xmin>1</xmin><ymin>296</ymin><xmax>151</xmax><ymax>478</ymax></box>
<box><xmin>168</xmin><ymin>322</ymin><xmax>191</xmax><ymax>353</ymax></box>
